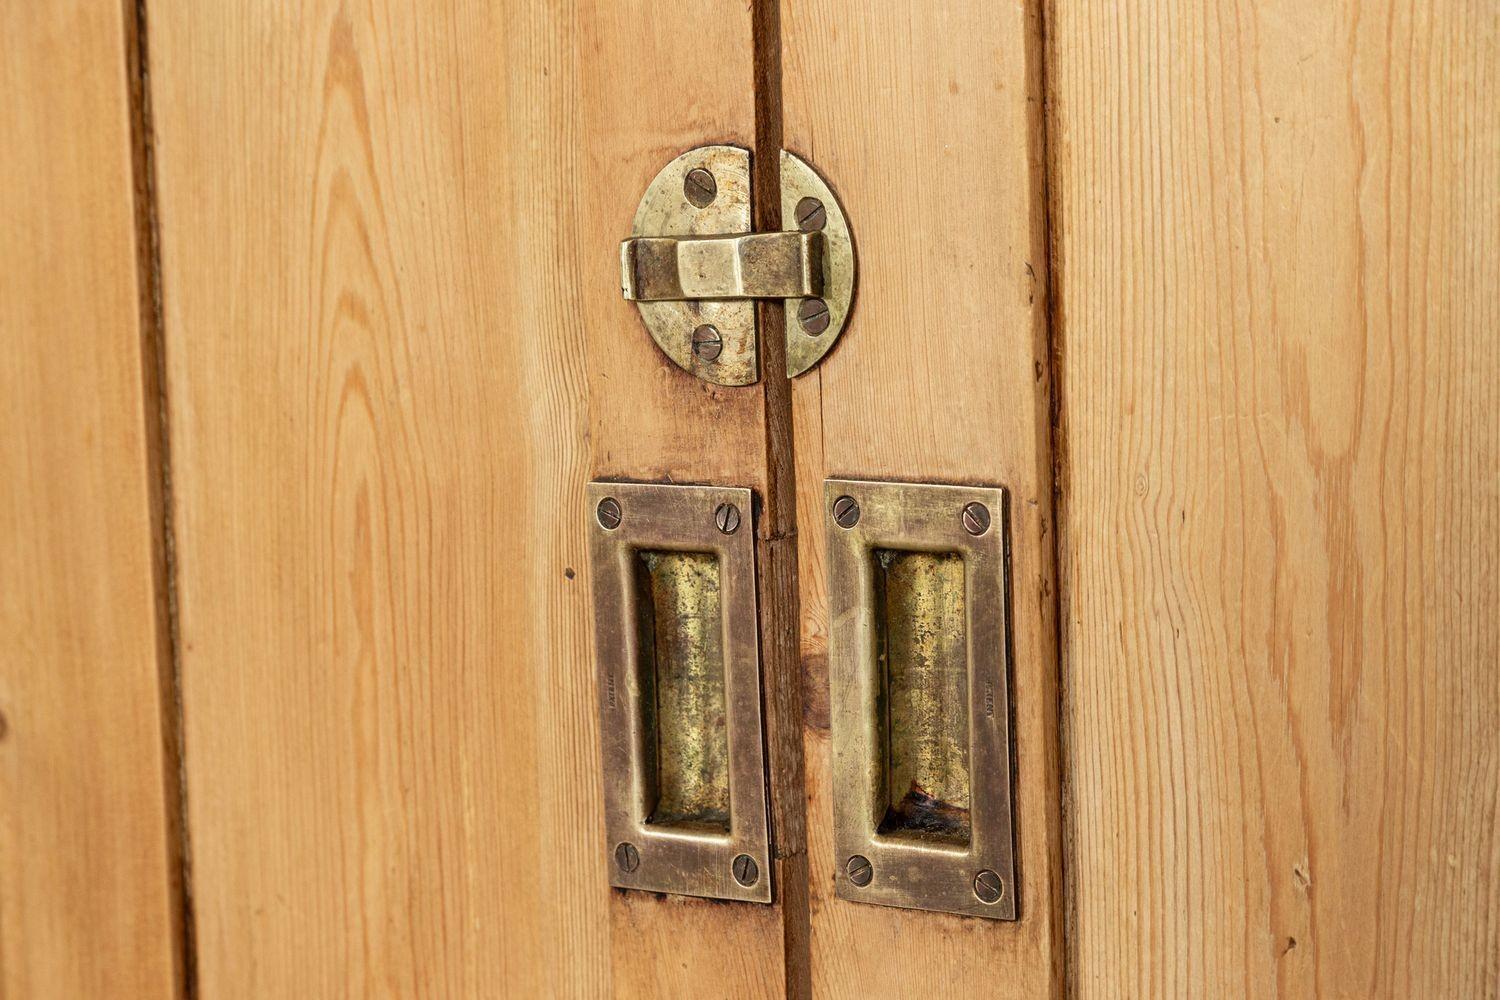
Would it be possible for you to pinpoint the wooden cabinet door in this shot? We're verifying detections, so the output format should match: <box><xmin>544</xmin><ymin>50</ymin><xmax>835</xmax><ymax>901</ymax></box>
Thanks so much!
<box><xmin>6</xmin><ymin>1</ymin><xmax>1495</xmax><ymax>997</ymax></box>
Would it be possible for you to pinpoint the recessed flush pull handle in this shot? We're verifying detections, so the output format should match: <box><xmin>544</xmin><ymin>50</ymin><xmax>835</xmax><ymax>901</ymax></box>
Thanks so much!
<box><xmin>619</xmin><ymin>145</ymin><xmax>856</xmax><ymax>386</ymax></box>
<box><xmin>825</xmin><ymin>478</ymin><xmax>1019</xmax><ymax>921</ymax></box>
<box><xmin>586</xmin><ymin>481</ymin><xmax>772</xmax><ymax>904</ymax></box>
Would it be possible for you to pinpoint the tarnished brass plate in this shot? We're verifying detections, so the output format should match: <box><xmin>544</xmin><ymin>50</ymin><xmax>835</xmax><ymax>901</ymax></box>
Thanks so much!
<box><xmin>621</xmin><ymin>145</ymin><xmax>856</xmax><ymax>385</ymax></box>
<box><xmin>781</xmin><ymin>151</ymin><xmax>855</xmax><ymax>377</ymax></box>
<box><xmin>624</xmin><ymin>146</ymin><xmax>758</xmax><ymax>386</ymax></box>
<box><xmin>587</xmin><ymin>481</ymin><xmax>771</xmax><ymax>903</ymax></box>
<box><xmin>825</xmin><ymin>479</ymin><xmax>1017</xmax><ymax>920</ymax></box>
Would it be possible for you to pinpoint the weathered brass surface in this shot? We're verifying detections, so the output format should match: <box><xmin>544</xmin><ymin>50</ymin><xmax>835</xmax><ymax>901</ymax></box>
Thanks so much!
<box><xmin>780</xmin><ymin>151</ymin><xmax>855</xmax><ymax>377</ymax></box>
<box><xmin>625</xmin><ymin>146</ymin><xmax>759</xmax><ymax>386</ymax></box>
<box><xmin>621</xmin><ymin>145</ymin><xmax>855</xmax><ymax>385</ymax></box>
<box><xmin>620</xmin><ymin>231</ymin><xmax>823</xmax><ymax>301</ymax></box>
<box><xmin>826</xmin><ymin>478</ymin><xmax>1017</xmax><ymax>920</ymax></box>
<box><xmin>875</xmin><ymin>550</ymin><xmax>971</xmax><ymax>845</ymax></box>
<box><xmin>587</xmin><ymin>481</ymin><xmax>771</xmax><ymax>903</ymax></box>
<box><xmin>635</xmin><ymin>551</ymin><xmax>730</xmax><ymax>830</ymax></box>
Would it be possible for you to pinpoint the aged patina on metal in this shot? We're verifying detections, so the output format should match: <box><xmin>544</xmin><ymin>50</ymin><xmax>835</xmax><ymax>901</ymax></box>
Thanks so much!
<box><xmin>620</xmin><ymin>145</ymin><xmax>855</xmax><ymax>384</ymax></box>
<box><xmin>825</xmin><ymin>478</ymin><xmax>1018</xmax><ymax>920</ymax></box>
<box><xmin>586</xmin><ymin>481</ymin><xmax>772</xmax><ymax>903</ymax></box>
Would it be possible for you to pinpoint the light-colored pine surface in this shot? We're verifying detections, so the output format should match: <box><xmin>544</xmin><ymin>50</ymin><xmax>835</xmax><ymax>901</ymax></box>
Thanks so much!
<box><xmin>0</xmin><ymin>3</ymin><xmax>183</xmax><ymax>996</ymax></box>
<box><xmin>783</xmin><ymin>2</ymin><xmax>1065</xmax><ymax>996</ymax></box>
<box><xmin>150</xmin><ymin>0</ymin><xmax>799</xmax><ymax>994</ymax></box>
<box><xmin>576</xmin><ymin>1</ymin><xmax>806</xmax><ymax>995</ymax></box>
<box><xmin>150</xmin><ymin>2</ymin><xmax>611</xmax><ymax>993</ymax></box>
<box><xmin>1047</xmin><ymin>1</ymin><xmax>1500</xmax><ymax>995</ymax></box>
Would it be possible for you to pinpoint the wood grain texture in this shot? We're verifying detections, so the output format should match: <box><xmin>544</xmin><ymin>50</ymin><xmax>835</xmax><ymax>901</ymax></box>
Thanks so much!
<box><xmin>150</xmin><ymin>1</ymin><xmax>608</xmax><ymax>994</ymax></box>
<box><xmin>1048</xmin><ymin>0</ymin><xmax>1500</xmax><ymax>995</ymax></box>
<box><xmin>152</xmin><ymin>0</ymin><xmax>804</xmax><ymax>994</ymax></box>
<box><xmin>578</xmin><ymin>1</ymin><xmax>808</xmax><ymax>994</ymax></box>
<box><xmin>783</xmin><ymin>2</ymin><xmax>1064</xmax><ymax>995</ymax></box>
<box><xmin>0</xmin><ymin>2</ymin><xmax>184</xmax><ymax>996</ymax></box>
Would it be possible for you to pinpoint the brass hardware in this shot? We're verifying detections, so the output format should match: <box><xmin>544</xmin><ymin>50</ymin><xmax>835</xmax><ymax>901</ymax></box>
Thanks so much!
<box><xmin>587</xmin><ymin>481</ymin><xmax>771</xmax><ymax>903</ymax></box>
<box><xmin>780</xmin><ymin>151</ymin><xmax>854</xmax><ymax>378</ymax></box>
<box><xmin>825</xmin><ymin>479</ymin><xmax>1018</xmax><ymax>920</ymax></box>
<box><xmin>620</xmin><ymin>231</ymin><xmax>823</xmax><ymax>301</ymax></box>
<box><xmin>620</xmin><ymin>145</ymin><xmax>855</xmax><ymax>385</ymax></box>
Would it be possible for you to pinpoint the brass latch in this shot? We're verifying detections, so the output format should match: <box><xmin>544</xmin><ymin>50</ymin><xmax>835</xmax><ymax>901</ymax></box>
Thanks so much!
<box><xmin>620</xmin><ymin>145</ymin><xmax>856</xmax><ymax>386</ymax></box>
<box><xmin>621</xmin><ymin>231</ymin><xmax>823</xmax><ymax>301</ymax></box>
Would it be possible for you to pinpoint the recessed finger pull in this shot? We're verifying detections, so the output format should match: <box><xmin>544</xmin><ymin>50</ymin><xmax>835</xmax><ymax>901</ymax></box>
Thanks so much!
<box><xmin>586</xmin><ymin>481</ymin><xmax>771</xmax><ymax>903</ymax></box>
<box><xmin>825</xmin><ymin>478</ymin><xmax>1018</xmax><ymax>920</ymax></box>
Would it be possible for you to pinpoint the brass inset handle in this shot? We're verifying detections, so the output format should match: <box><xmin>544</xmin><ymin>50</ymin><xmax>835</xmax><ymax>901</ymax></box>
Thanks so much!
<box><xmin>825</xmin><ymin>478</ymin><xmax>1018</xmax><ymax>921</ymax></box>
<box><xmin>586</xmin><ymin>481</ymin><xmax>772</xmax><ymax>904</ymax></box>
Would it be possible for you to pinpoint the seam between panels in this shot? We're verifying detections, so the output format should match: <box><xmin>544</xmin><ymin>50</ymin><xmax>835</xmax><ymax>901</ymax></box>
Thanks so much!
<box><xmin>1032</xmin><ymin>0</ymin><xmax>1074</xmax><ymax>998</ymax></box>
<box><xmin>752</xmin><ymin>2</ymin><xmax>814</xmax><ymax>998</ymax></box>
<box><xmin>123</xmin><ymin>1</ymin><xmax>198</xmax><ymax>996</ymax></box>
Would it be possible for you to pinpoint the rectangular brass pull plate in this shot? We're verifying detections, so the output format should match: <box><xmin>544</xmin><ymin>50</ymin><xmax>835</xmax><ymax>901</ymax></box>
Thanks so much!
<box><xmin>825</xmin><ymin>479</ymin><xmax>1018</xmax><ymax>920</ymax></box>
<box><xmin>586</xmin><ymin>481</ymin><xmax>771</xmax><ymax>903</ymax></box>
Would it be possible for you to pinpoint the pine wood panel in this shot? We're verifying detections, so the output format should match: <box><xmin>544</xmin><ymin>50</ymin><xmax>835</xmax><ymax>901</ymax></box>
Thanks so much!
<box><xmin>151</xmin><ymin>0</ymin><xmax>802</xmax><ymax>994</ymax></box>
<box><xmin>578</xmin><ymin>2</ymin><xmax>808</xmax><ymax>993</ymax></box>
<box><xmin>782</xmin><ymin>3</ymin><xmax>1065</xmax><ymax>996</ymax></box>
<box><xmin>150</xmin><ymin>2</ymin><xmax>608</xmax><ymax>994</ymax></box>
<box><xmin>0</xmin><ymin>3</ymin><xmax>184</xmax><ymax>996</ymax></box>
<box><xmin>1048</xmin><ymin>1</ymin><xmax>1500</xmax><ymax>995</ymax></box>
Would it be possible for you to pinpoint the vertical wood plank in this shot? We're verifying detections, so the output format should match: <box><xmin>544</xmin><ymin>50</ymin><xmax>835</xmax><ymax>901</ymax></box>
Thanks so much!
<box><xmin>150</xmin><ymin>2</ymin><xmax>608</xmax><ymax>994</ymax></box>
<box><xmin>1048</xmin><ymin>0</ymin><xmax>1500</xmax><ymax>995</ymax></box>
<box><xmin>152</xmin><ymin>0</ymin><xmax>803</xmax><ymax>994</ymax></box>
<box><xmin>577</xmin><ymin>1</ymin><xmax>808</xmax><ymax>994</ymax></box>
<box><xmin>783</xmin><ymin>3</ymin><xmax>1065</xmax><ymax>996</ymax></box>
<box><xmin>0</xmin><ymin>2</ymin><xmax>184</xmax><ymax>996</ymax></box>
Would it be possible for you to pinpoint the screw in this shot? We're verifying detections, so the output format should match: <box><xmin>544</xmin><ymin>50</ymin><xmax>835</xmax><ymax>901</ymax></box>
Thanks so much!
<box><xmin>795</xmin><ymin>196</ymin><xmax>827</xmax><ymax>231</ymax></box>
<box><xmin>732</xmin><ymin>854</ymin><xmax>760</xmax><ymax>887</ymax></box>
<box><xmin>798</xmin><ymin>297</ymin><xmax>831</xmax><ymax>335</ymax></box>
<box><xmin>615</xmin><ymin>842</ymin><xmax>640</xmax><ymax>873</ymax></box>
<box><xmin>961</xmin><ymin>501</ymin><xmax>991</xmax><ymax>536</ymax></box>
<box><xmin>714</xmin><ymin>502</ymin><xmax>741</xmax><ymax>535</ymax></box>
<box><xmin>832</xmin><ymin>495</ymin><xmax>860</xmax><ymax>529</ymax></box>
<box><xmin>846</xmin><ymin>855</ymin><xmax>873</xmax><ymax>887</ymax></box>
<box><xmin>974</xmin><ymin>869</ymin><xmax>1004</xmax><ymax>904</ymax></box>
<box><xmin>684</xmin><ymin>167</ymin><xmax>717</xmax><ymax>208</ymax></box>
<box><xmin>691</xmin><ymin>324</ymin><xmax>723</xmax><ymax>361</ymax></box>
<box><xmin>596</xmin><ymin>497</ymin><xmax>622</xmax><ymax>530</ymax></box>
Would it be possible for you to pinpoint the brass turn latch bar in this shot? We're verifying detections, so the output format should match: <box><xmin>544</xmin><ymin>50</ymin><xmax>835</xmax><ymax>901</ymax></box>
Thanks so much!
<box><xmin>620</xmin><ymin>145</ymin><xmax>856</xmax><ymax>386</ymax></box>
<box><xmin>620</xmin><ymin>231</ymin><xmax>824</xmax><ymax>302</ymax></box>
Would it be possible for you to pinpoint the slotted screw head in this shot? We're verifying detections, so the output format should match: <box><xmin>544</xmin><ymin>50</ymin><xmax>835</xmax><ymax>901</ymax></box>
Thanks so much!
<box><xmin>596</xmin><ymin>497</ymin><xmax>622</xmax><ymax>530</ymax></box>
<box><xmin>798</xmin><ymin>297</ymin><xmax>831</xmax><ymax>335</ymax></box>
<box><xmin>832</xmin><ymin>495</ymin><xmax>860</xmax><ymax>528</ymax></box>
<box><xmin>795</xmin><ymin>196</ymin><xmax>827</xmax><ymax>231</ymax></box>
<box><xmin>961</xmin><ymin>501</ymin><xmax>991</xmax><ymax>536</ymax></box>
<box><xmin>732</xmin><ymin>854</ymin><xmax>760</xmax><ymax>887</ymax></box>
<box><xmin>683</xmin><ymin>167</ymin><xmax>717</xmax><ymax>208</ymax></box>
<box><xmin>615</xmin><ymin>842</ymin><xmax>640</xmax><ymax>873</ymax></box>
<box><xmin>846</xmin><ymin>855</ymin><xmax>873</xmax><ymax>887</ymax></box>
<box><xmin>691</xmin><ymin>324</ymin><xmax>723</xmax><ymax>361</ymax></box>
<box><xmin>974</xmin><ymin>869</ymin><xmax>1004</xmax><ymax>904</ymax></box>
<box><xmin>715</xmin><ymin>502</ymin><xmax>741</xmax><ymax>535</ymax></box>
